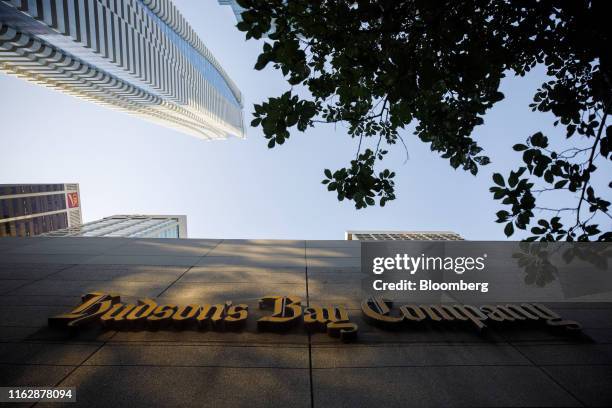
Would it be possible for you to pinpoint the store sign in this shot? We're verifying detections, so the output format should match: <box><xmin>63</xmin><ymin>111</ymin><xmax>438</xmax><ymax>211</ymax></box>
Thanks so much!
<box><xmin>49</xmin><ymin>293</ymin><xmax>359</xmax><ymax>341</ymax></box>
<box><xmin>361</xmin><ymin>297</ymin><xmax>581</xmax><ymax>332</ymax></box>
<box><xmin>49</xmin><ymin>293</ymin><xmax>581</xmax><ymax>342</ymax></box>
<box><xmin>66</xmin><ymin>192</ymin><xmax>79</xmax><ymax>208</ymax></box>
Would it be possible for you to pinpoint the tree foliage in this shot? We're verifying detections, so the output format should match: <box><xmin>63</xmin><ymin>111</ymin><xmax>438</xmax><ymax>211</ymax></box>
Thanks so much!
<box><xmin>235</xmin><ymin>0</ymin><xmax>611</xmax><ymax>241</ymax></box>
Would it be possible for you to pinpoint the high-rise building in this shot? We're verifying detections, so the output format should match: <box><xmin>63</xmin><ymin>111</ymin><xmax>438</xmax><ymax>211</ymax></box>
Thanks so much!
<box><xmin>345</xmin><ymin>231</ymin><xmax>464</xmax><ymax>241</ymax></box>
<box><xmin>218</xmin><ymin>0</ymin><xmax>245</xmax><ymax>23</ymax></box>
<box><xmin>0</xmin><ymin>183</ymin><xmax>82</xmax><ymax>237</ymax></box>
<box><xmin>218</xmin><ymin>0</ymin><xmax>274</xmax><ymax>36</ymax></box>
<box><xmin>44</xmin><ymin>214</ymin><xmax>187</xmax><ymax>238</ymax></box>
<box><xmin>0</xmin><ymin>0</ymin><xmax>244</xmax><ymax>140</ymax></box>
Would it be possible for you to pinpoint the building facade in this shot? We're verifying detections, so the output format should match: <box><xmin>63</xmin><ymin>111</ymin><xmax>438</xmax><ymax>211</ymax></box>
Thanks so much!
<box><xmin>0</xmin><ymin>183</ymin><xmax>82</xmax><ymax>237</ymax></box>
<box><xmin>0</xmin><ymin>0</ymin><xmax>244</xmax><ymax>140</ymax></box>
<box><xmin>345</xmin><ymin>230</ymin><xmax>464</xmax><ymax>241</ymax></box>
<box><xmin>218</xmin><ymin>0</ymin><xmax>274</xmax><ymax>35</ymax></box>
<box><xmin>44</xmin><ymin>214</ymin><xmax>187</xmax><ymax>238</ymax></box>
<box><xmin>218</xmin><ymin>0</ymin><xmax>245</xmax><ymax>23</ymax></box>
<box><xmin>0</xmin><ymin>237</ymin><xmax>610</xmax><ymax>407</ymax></box>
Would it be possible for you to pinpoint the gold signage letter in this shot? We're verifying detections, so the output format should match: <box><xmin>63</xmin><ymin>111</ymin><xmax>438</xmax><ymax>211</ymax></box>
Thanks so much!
<box><xmin>48</xmin><ymin>292</ymin><xmax>121</xmax><ymax>328</ymax></box>
<box><xmin>361</xmin><ymin>297</ymin><xmax>404</xmax><ymax>329</ymax></box>
<box><xmin>481</xmin><ymin>305</ymin><xmax>518</xmax><ymax>322</ymax></box>
<box><xmin>172</xmin><ymin>304</ymin><xmax>201</xmax><ymax>328</ymax></box>
<box><xmin>527</xmin><ymin>303</ymin><xmax>582</xmax><ymax>331</ymax></box>
<box><xmin>257</xmin><ymin>296</ymin><xmax>302</xmax><ymax>331</ymax></box>
<box><xmin>304</xmin><ymin>306</ymin><xmax>358</xmax><ymax>342</ymax></box>
<box><xmin>125</xmin><ymin>298</ymin><xmax>157</xmax><ymax>328</ymax></box>
<box><xmin>197</xmin><ymin>303</ymin><xmax>227</xmax><ymax>329</ymax></box>
<box><xmin>399</xmin><ymin>304</ymin><xmax>426</xmax><ymax>322</ymax></box>
<box><xmin>100</xmin><ymin>303</ymin><xmax>136</xmax><ymax>328</ymax></box>
<box><xmin>452</xmin><ymin>305</ymin><xmax>488</xmax><ymax>331</ymax></box>
<box><xmin>326</xmin><ymin>321</ymin><xmax>358</xmax><ymax>342</ymax></box>
<box><xmin>225</xmin><ymin>304</ymin><xmax>249</xmax><ymax>330</ymax></box>
<box><xmin>146</xmin><ymin>304</ymin><xmax>178</xmax><ymax>329</ymax></box>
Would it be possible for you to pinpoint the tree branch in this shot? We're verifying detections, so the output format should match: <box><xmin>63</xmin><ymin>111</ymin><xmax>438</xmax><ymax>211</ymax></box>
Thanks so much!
<box><xmin>535</xmin><ymin>207</ymin><xmax>576</xmax><ymax>213</ymax></box>
<box><xmin>574</xmin><ymin>106</ymin><xmax>608</xmax><ymax>227</ymax></box>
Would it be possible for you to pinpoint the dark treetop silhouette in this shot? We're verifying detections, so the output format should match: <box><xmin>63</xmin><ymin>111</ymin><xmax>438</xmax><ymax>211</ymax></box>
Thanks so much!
<box><xmin>235</xmin><ymin>0</ymin><xmax>611</xmax><ymax>241</ymax></box>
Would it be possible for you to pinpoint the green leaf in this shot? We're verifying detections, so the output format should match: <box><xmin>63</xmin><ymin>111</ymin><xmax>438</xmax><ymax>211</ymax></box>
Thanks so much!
<box><xmin>538</xmin><ymin>219</ymin><xmax>550</xmax><ymax>228</ymax></box>
<box><xmin>324</xmin><ymin>169</ymin><xmax>332</xmax><ymax>179</ymax></box>
<box><xmin>254</xmin><ymin>53</ymin><xmax>270</xmax><ymax>70</ymax></box>
<box><xmin>508</xmin><ymin>171</ymin><xmax>518</xmax><ymax>188</ymax></box>
<box><xmin>496</xmin><ymin>210</ymin><xmax>509</xmax><ymax>221</ymax></box>
<box><xmin>513</xmin><ymin>144</ymin><xmax>528</xmax><ymax>151</ymax></box>
<box><xmin>493</xmin><ymin>173</ymin><xmax>505</xmax><ymax>187</ymax></box>
<box><xmin>493</xmin><ymin>190</ymin><xmax>505</xmax><ymax>199</ymax></box>
<box><xmin>235</xmin><ymin>21</ymin><xmax>250</xmax><ymax>32</ymax></box>
<box><xmin>530</xmin><ymin>132</ymin><xmax>548</xmax><ymax>148</ymax></box>
<box><xmin>544</xmin><ymin>170</ymin><xmax>554</xmax><ymax>184</ymax></box>
<box><xmin>504</xmin><ymin>222</ymin><xmax>514</xmax><ymax>237</ymax></box>
<box><xmin>585</xmin><ymin>225</ymin><xmax>601</xmax><ymax>235</ymax></box>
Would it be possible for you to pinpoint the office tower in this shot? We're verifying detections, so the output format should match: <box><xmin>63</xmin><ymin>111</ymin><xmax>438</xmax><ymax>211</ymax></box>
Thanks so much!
<box><xmin>218</xmin><ymin>0</ymin><xmax>276</xmax><ymax>36</ymax></box>
<box><xmin>218</xmin><ymin>0</ymin><xmax>245</xmax><ymax>23</ymax></box>
<box><xmin>0</xmin><ymin>183</ymin><xmax>82</xmax><ymax>237</ymax></box>
<box><xmin>345</xmin><ymin>231</ymin><xmax>464</xmax><ymax>241</ymax></box>
<box><xmin>44</xmin><ymin>214</ymin><xmax>187</xmax><ymax>238</ymax></box>
<box><xmin>0</xmin><ymin>0</ymin><xmax>244</xmax><ymax>140</ymax></box>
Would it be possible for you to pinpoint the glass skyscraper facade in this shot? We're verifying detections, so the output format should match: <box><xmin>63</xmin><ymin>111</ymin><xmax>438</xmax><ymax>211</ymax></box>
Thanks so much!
<box><xmin>0</xmin><ymin>0</ymin><xmax>244</xmax><ymax>140</ymax></box>
<box><xmin>217</xmin><ymin>0</ymin><xmax>274</xmax><ymax>36</ymax></box>
<box><xmin>217</xmin><ymin>0</ymin><xmax>245</xmax><ymax>23</ymax></box>
<box><xmin>44</xmin><ymin>214</ymin><xmax>187</xmax><ymax>238</ymax></box>
<box><xmin>0</xmin><ymin>183</ymin><xmax>82</xmax><ymax>237</ymax></box>
<box><xmin>345</xmin><ymin>231</ymin><xmax>464</xmax><ymax>241</ymax></box>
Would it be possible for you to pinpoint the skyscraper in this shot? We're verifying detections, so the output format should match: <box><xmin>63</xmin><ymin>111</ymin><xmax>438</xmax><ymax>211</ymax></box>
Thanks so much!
<box><xmin>44</xmin><ymin>214</ymin><xmax>187</xmax><ymax>238</ymax></box>
<box><xmin>345</xmin><ymin>231</ymin><xmax>464</xmax><ymax>241</ymax></box>
<box><xmin>218</xmin><ymin>0</ymin><xmax>245</xmax><ymax>23</ymax></box>
<box><xmin>0</xmin><ymin>183</ymin><xmax>82</xmax><ymax>237</ymax></box>
<box><xmin>217</xmin><ymin>0</ymin><xmax>274</xmax><ymax>36</ymax></box>
<box><xmin>0</xmin><ymin>0</ymin><xmax>244</xmax><ymax>140</ymax></box>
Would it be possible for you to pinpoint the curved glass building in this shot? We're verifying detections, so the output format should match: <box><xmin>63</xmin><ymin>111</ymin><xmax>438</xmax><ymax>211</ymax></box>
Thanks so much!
<box><xmin>0</xmin><ymin>0</ymin><xmax>244</xmax><ymax>140</ymax></box>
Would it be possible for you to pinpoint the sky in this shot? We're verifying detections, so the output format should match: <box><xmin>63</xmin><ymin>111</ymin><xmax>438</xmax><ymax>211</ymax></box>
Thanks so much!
<box><xmin>1</xmin><ymin>1</ymin><xmax>608</xmax><ymax>240</ymax></box>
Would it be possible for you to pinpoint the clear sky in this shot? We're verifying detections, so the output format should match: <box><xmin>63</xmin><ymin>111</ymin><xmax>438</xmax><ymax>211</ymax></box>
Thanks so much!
<box><xmin>1</xmin><ymin>1</ymin><xmax>607</xmax><ymax>240</ymax></box>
